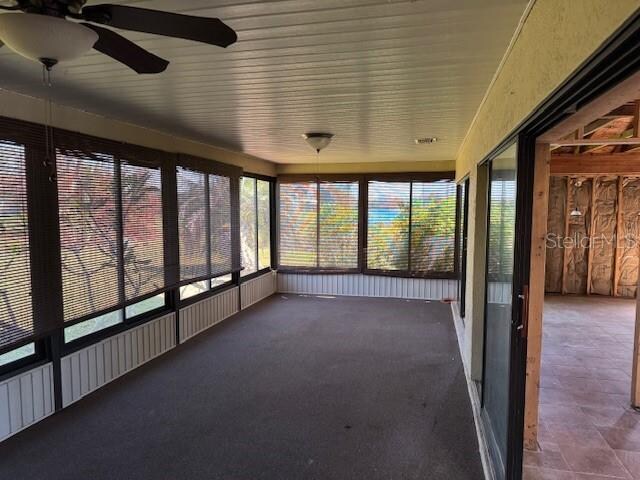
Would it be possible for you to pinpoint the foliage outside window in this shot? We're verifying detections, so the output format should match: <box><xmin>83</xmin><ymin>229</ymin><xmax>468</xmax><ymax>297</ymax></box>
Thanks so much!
<box><xmin>0</xmin><ymin>343</ymin><xmax>35</xmax><ymax>368</ymax></box>
<box><xmin>278</xmin><ymin>179</ymin><xmax>359</xmax><ymax>270</ymax></box>
<box><xmin>367</xmin><ymin>179</ymin><xmax>457</xmax><ymax>275</ymax></box>
<box><xmin>487</xmin><ymin>170</ymin><xmax>516</xmax><ymax>282</ymax></box>
<box><xmin>0</xmin><ymin>140</ymin><xmax>33</xmax><ymax>351</ymax></box>
<box><xmin>457</xmin><ymin>179</ymin><xmax>469</xmax><ymax>317</ymax></box>
<box><xmin>57</xmin><ymin>151</ymin><xmax>166</xmax><ymax>341</ymax></box>
<box><xmin>240</xmin><ymin>177</ymin><xmax>271</xmax><ymax>277</ymax></box>
<box><xmin>177</xmin><ymin>167</ymin><xmax>233</xmax><ymax>299</ymax></box>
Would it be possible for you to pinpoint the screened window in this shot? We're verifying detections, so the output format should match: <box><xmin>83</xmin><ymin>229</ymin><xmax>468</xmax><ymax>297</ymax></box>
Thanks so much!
<box><xmin>240</xmin><ymin>177</ymin><xmax>271</xmax><ymax>277</ymax></box>
<box><xmin>367</xmin><ymin>179</ymin><xmax>457</xmax><ymax>275</ymax></box>
<box><xmin>457</xmin><ymin>179</ymin><xmax>469</xmax><ymax>318</ymax></box>
<box><xmin>0</xmin><ymin>343</ymin><xmax>35</xmax><ymax>368</ymax></box>
<box><xmin>57</xmin><ymin>152</ymin><xmax>121</xmax><ymax>323</ymax></box>
<box><xmin>278</xmin><ymin>179</ymin><xmax>359</xmax><ymax>270</ymax></box>
<box><xmin>177</xmin><ymin>168</ymin><xmax>207</xmax><ymax>281</ymax></box>
<box><xmin>367</xmin><ymin>182</ymin><xmax>410</xmax><ymax>271</ymax></box>
<box><xmin>0</xmin><ymin>140</ymin><xmax>33</xmax><ymax>351</ymax></box>
<box><xmin>487</xmin><ymin>171</ymin><xmax>516</xmax><ymax>281</ymax></box>
<box><xmin>257</xmin><ymin>179</ymin><xmax>271</xmax><ymax>270</ymax></box>
<box><xmin>57</xmin><ymin>149</ymin><xmax>166</xmax><ymax>339</ymax></box>
<box><xmin>279</xmin><ymin>181</ymin><xmax>317</xmax><ymax>268</ymax></box>
<box><xmin>122</xmin><ymin>163</ymin><xmax>164</xmax><ymax>300</ymax></box>
<box><xmin>210</xmin><ymin>174</ymin><xmax>232</xmax><ymax>277</ymax></box>
<box><xmin>177</xmin><ymin>167</ymin><xmax>233</xmax><ymax>299</ymax></box>
<box><xmin>240</xmin><ymin>177</ymin><xmax>257</xmax><ymax>276</ymax></box>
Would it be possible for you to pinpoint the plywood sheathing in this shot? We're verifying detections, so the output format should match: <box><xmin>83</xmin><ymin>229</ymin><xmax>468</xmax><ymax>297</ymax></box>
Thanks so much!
<box><xmin>545</xmin><ymin>177</ymin><xmax>566</xmax><ymax>293</ymax></box>
<box><xmin>565</xmin><ymin>178</ymin><xmax>592</xmax><ymax>294</ymax></box>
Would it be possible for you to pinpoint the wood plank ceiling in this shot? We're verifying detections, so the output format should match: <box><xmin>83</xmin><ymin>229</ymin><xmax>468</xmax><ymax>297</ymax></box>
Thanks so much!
<box><xmin>0</xmin><ymin>0</ymin><xmax>527</xmax><ymax>164</ymax></box>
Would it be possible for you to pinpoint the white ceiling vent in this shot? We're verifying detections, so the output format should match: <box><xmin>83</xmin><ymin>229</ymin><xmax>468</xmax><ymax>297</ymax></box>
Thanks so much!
<box><xmin>414</xmin><ymin>137</ymin><xmax>438</xmax><ymax>145</ymax></box>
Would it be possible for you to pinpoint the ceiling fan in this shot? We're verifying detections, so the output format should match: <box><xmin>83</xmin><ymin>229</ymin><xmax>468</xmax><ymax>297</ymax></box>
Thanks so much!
<box><xmin>0</xmin><ymin>0</ymin><xmax>237</xmax><ymax>73</ymax></box>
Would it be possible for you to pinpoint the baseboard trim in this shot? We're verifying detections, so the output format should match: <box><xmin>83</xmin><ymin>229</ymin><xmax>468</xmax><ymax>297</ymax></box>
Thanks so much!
<box><xmin>451</xmin><ymin>303</ymin><xmax>496</xmax><ymax>480</ymax></box>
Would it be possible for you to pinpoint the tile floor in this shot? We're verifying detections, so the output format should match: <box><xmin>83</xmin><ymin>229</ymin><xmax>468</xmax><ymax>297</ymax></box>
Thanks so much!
<box><xmin>524</xmin><ymin>295</ymin><xmax>640</xmax><ymax>480</ymax></box>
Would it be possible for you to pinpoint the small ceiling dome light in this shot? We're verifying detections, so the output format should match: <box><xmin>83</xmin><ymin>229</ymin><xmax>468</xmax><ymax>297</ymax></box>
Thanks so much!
<box><xmin>303</xmin><ymin>133</ymin><xmax>334</xmax><ymax>154</ymax></box>
<box><xmin>570</xmin><ymin>208</ymin><xmax>582</xmax><ymax>217</ymax></box>
<box><xmin>0</xmin><ymin>13</ymin><xmax>98</xmax><ymax>68</ymax></box>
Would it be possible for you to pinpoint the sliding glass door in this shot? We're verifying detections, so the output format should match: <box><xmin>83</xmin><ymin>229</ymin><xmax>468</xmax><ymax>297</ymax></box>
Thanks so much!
<box><xmin>481</xmin><ymin>143</ymin><xmax>526</xmax><ymax>480</ymax></box>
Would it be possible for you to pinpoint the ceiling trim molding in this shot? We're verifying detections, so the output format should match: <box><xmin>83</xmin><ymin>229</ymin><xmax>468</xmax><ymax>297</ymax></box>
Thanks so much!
<box><xmin>276</xmin><ymin>160</ymin><xmax>456</xmax><ymax>175</ymax></box>
<box><xmin>0</xmin><ymin>87</ymin><xmax>278</xmax><ymax>177</ymax></box>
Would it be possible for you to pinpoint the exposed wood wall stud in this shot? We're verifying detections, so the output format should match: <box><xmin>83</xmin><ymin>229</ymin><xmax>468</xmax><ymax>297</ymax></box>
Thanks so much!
<box><xmin>586</xmin><ymin>177</ymin><xmax>597</xmax><ymax>294</ymax></box>
<box><xmin>561</xmin><ymin>176</ymin><xmax>571</xmax><ymax>295</ymax></box>
<box><xmin>523</xmin><ymin>143</ymin><xmax>550</xmax><ymax>451</ymax></box>
<box><xmin>632</xmin><ymin>269</ymin><xmax>640</xmax><ymax>408</ymax></box>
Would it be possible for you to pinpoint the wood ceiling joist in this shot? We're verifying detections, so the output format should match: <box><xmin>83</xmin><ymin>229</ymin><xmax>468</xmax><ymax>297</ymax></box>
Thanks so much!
<box><xmin>551</xmin><ymin>137</ymin><xmax>640</xmax><ymax>147</ymax></box>
<box><xmin>550</xmin><ymin>152</ymin><xmax>640</xmax><ymax>175</ymax></box>
<box><xmin>539</xmin><ymin>72</ymin><xmax>640</xmax><ymax>143</ymax></box>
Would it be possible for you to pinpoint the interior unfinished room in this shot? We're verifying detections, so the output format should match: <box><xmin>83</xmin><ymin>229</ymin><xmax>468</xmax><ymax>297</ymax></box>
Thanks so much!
<box><xmin>522</xmin><ymin>98</ymin><xmax>640</xmax><ymax>479</ymax></box>
<box><xmin>0</xmin><ymin>2</ymin><xmax>639</xmax><ymax>480</ymax></box>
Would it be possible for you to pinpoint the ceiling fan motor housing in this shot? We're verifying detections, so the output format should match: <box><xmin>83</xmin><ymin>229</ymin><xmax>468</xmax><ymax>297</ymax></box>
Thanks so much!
<box><xmin>15</xmin><ymin>0</ymin><xmax>87</xmax><ymax>17</ymax></box>
<box><xmin>0</xmin><ymin>1</ymin><xmax>238</xmax><ymax>73</ymax></box>
<box><xmin>0</xmin><ymin>12</ymin><xmax>98</xmax><ymax>63</ymax></box>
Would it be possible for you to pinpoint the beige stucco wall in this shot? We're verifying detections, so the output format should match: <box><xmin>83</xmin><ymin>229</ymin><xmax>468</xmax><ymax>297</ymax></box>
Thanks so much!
<box><xmin>276</xmin><ymin>160</ymin><xmax>455</xmax><ymax>175</ymax></box>
<box><xmin>456</xmin><ymin>0</ymin><xmax>640</xmax><ymax>181</ymax></box>
<box><xmin>0</xmin><ymin>88</ymin><xmax>277</xmax><ymax>177</ymax></box>
<box><xmin>455</xmin><ymin>0</ymin><xmax>639</xmax><ymax>388</ymax></box>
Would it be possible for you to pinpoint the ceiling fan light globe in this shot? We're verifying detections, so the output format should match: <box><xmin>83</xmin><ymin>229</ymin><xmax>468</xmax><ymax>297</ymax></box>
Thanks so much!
<box><xmin>303</xmin><ymin>133</ymin><xmax>334</xmax><ymax>153</ymax></box>
<box><xmin>0</xmin><ymin>13</ymin><xmax>98</xmax><ymax>64</ymax></box>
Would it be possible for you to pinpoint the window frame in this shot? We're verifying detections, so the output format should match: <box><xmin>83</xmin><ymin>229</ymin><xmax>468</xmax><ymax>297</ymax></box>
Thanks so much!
<box><xmin>363</xmin><ymin>172</ymin><xmax>459</xmax><ymax>280</ymax></box>
<box><xmin>61</xmin><ymin>293</ymin><xmax>171</xmax><ymax>354</ymax></box>
<box><xmin>276</xmin><ymin>174</ymin><xmax>363</xmax><ymax>274</ymax></box>
<box><xmin>240</xmin><ymin>172</ymin><xmax>275</xmax><ymax>283</ymax></box>
<box><xmin>0</xmin><ymin>121</ymin><xmax>59</xmax><ymax>362</ymax></box>
<box><xmin>457</xmin><ymin>177</ymin><xmax>470</xmax><ymax>318</ymax></box>
<box><xmin>0</xmin><ymin>117</ymin><xmax>247</xmax><ymax>380</ymax></box>
<box><xmin>0</xmin><ymin>340</ymin><xmax>47</xmax><ymax>380</ymax></box>
<box><xmin>53</xmin><ymin>132</ymin><xmax>173</xmax><ymax>350</ymax></box>
<box><xmin>174</xmin><ymin>154</ymin><xmax>241</xmax><ymax>305</ymax></box>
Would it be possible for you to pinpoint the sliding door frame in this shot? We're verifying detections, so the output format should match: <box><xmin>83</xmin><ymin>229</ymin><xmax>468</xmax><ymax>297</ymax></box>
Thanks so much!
<box><xmin>478</xmin><ymin>10</ymin><xmax>640</xmax><ymax>480</ymax></box>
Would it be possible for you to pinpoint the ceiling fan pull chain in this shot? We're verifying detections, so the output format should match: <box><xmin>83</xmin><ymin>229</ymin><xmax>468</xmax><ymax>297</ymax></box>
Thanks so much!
<box><xmin>41</xmin><ymin>64</ymin><xmax>56</xmax><ymax>183</ymax></box>
<box><xmin>41</xmin><ymin>63</ymin><xmax>49</xmax><ymax>167</ymax></box>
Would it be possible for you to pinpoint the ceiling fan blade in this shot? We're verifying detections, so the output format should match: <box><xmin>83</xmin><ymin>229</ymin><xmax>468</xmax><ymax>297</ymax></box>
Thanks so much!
<box><xmin>81</xmin><ymin>4</ymin><xmax>237</xmax><ymax>48</ymax></box>
<box><xmin>81</xmin><ymin>23</ymin><xmax>169</xmax><ymax>74</ymax></box>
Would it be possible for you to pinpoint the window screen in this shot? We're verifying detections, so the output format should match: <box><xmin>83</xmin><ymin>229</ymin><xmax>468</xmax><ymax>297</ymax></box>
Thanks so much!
<box><xmin>210</xmin><ymin>174</ymin><xmax>232</xmax><ymax>277</ymax></box>
<box><xmin>278</xmin><ymin>179</ymin><xmax>359</xmax><ymax>270</ymax></box>
<box><xmin>367</xmin><ymin>179</ymin><xmax>457</xmax><ymax>275</ymax></box>
<box><xmin>177</xmin><ymin>167</ymin><xmax>233</xmax><ymax>287</ymax></box>
<box><xmin>58</xmin><ymin>149</ymin><xmax>167</xmax><ymax>325</ymax></box>
<box><xmin>410</xmin><ymin>181</ymin><xmax>456</xmax><ymax>273</ymax></box>
<box><xmin>57</xmin><ymin>151</ymin><xmax>120</xmax><ymax>322</ymax></box>
<box><xmin>457</xmin><ymin>179</ymin><xmax>469</xmax><ymax>317</ymax></box>
<box><xmin>319</xmin><ymin>181</ymin><xmax>359</xmax><ymax>268</ymax></box>
<box><xmin>122</xmin><ymin>163</ymin><xmax>164</xmax><ymax>300</ymax></box>
<box><xmin>0</xmin><ymin>140</ymin><xmax>33</xmax><ymax>349</ymax></box>
<box><xmin>487</xmin><ymin>172</ymin><xmax>516</xmax><ymax>280</ymax></box>
<box><xmin>177</xmin><ymin>168</ymin><xmax>207</xmax><ymax>282</ymax></box>
<box><xmin>367</xmin><ymin>182</ymin><xmax>410</xmax><ymax>271</ymax></box>
<box><xmin>279</xmin><ymin>182</ymin><xmax>317</xmax><ymax>268</ymax></box>
<box><xmin>241</xmin><ymin>177</ymin><xmax>272</xmax><ymax>277</ymax></box>
<box><xmin>257</xmin><ymin>180</ymin><xmax>271</xmax><ymax>270</ymax></box>
<box><xmin>240</xmin><ymin>177</ymin><xmax>257</xmax><ymax>276</ymax></box>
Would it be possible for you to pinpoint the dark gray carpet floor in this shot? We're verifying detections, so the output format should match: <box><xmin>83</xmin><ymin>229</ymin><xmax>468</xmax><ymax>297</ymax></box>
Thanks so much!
<box><xmin>0</xmin><ymin>294</ymin><xmax>483</xmax><ymax>480</ymax></box>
